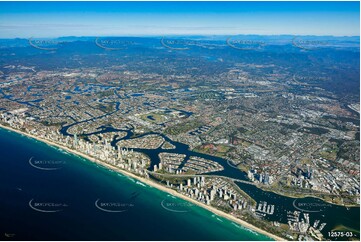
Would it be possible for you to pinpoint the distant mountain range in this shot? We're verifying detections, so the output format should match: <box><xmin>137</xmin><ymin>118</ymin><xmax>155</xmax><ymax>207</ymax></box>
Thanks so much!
<box><xmin>0</xmin><ymin>34</ymin><xmax>359</xmax><ymax>48</ymax></box>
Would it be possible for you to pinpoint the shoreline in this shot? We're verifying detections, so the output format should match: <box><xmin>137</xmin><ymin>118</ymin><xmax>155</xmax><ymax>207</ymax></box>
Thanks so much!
<box><xmin>0</xmin><ymin>124</ymin><xmax>285</xmax><ymax>241</ymax></box>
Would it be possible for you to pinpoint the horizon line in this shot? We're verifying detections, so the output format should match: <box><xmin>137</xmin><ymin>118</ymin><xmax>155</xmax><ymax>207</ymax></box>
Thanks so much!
<box><xmin>2</xmin><ymin>34</ymin><xmax>360</xmax><ymax>39</ymax></box>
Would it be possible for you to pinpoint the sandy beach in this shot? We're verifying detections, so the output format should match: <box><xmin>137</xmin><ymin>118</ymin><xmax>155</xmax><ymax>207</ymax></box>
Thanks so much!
<box><xmin>0</xmin><ymin>124</ymin><xmax>285</xmax><ymax>241</ymax></box>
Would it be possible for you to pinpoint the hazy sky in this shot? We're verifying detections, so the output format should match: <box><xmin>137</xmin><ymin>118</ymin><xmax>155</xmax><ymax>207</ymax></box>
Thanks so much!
<box><xmin>0</xmin><ymin>1</ymin><xmax>359</xmax><ymax>38</ymax></box>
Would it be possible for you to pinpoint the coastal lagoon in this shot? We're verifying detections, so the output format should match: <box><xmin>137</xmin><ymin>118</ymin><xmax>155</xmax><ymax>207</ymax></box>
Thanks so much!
<box><xmin>0</xmin><ymin>128</ymin><xmax>272</xmax><ymax>240</ymax></box>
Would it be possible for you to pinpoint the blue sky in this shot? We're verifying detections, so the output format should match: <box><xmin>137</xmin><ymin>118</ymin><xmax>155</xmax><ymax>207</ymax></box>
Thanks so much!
<box><xmin>0</xmin><ymin>1</ymin><xmax>359</xmax><ymax>38</ymax></box>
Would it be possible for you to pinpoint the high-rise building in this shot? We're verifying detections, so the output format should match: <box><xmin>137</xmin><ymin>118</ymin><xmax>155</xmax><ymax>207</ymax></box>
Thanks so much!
<box><xmin>194</xmin><ymin>188</ymin><xmax>199</xmax><ymax>197</ymax></box>
<box><xmin>210</xmin><ymin>189</ymin><xmax>216</xmax><ymax>201</ymax></box>
<box><xmin>247</xmin><ymin>170</ymin><xmax>254</xmax><ymax>181</ymax></box>
<box><xmin>263</xmin><ymin>173</ymin><xmax>269</xmax><ymax>184</ymax></box>
<box><xmin>73</xmin><ymin>134</ymin><xmax>78</xmax><ymax>147</ymax></box>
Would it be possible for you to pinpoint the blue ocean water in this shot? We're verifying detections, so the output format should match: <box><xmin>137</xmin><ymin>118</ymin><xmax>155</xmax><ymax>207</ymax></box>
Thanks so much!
<box><xmin>0</xmin><ymin>128</ymin><xmax>272</xmax><ymax>241</ymax></box>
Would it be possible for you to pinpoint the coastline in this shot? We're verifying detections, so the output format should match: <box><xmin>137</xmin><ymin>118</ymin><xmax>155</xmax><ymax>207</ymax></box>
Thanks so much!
<box><xmin>0</xmin><ymin>124</ymin><xmax>285</xmax><ymax>241</ymax></box>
